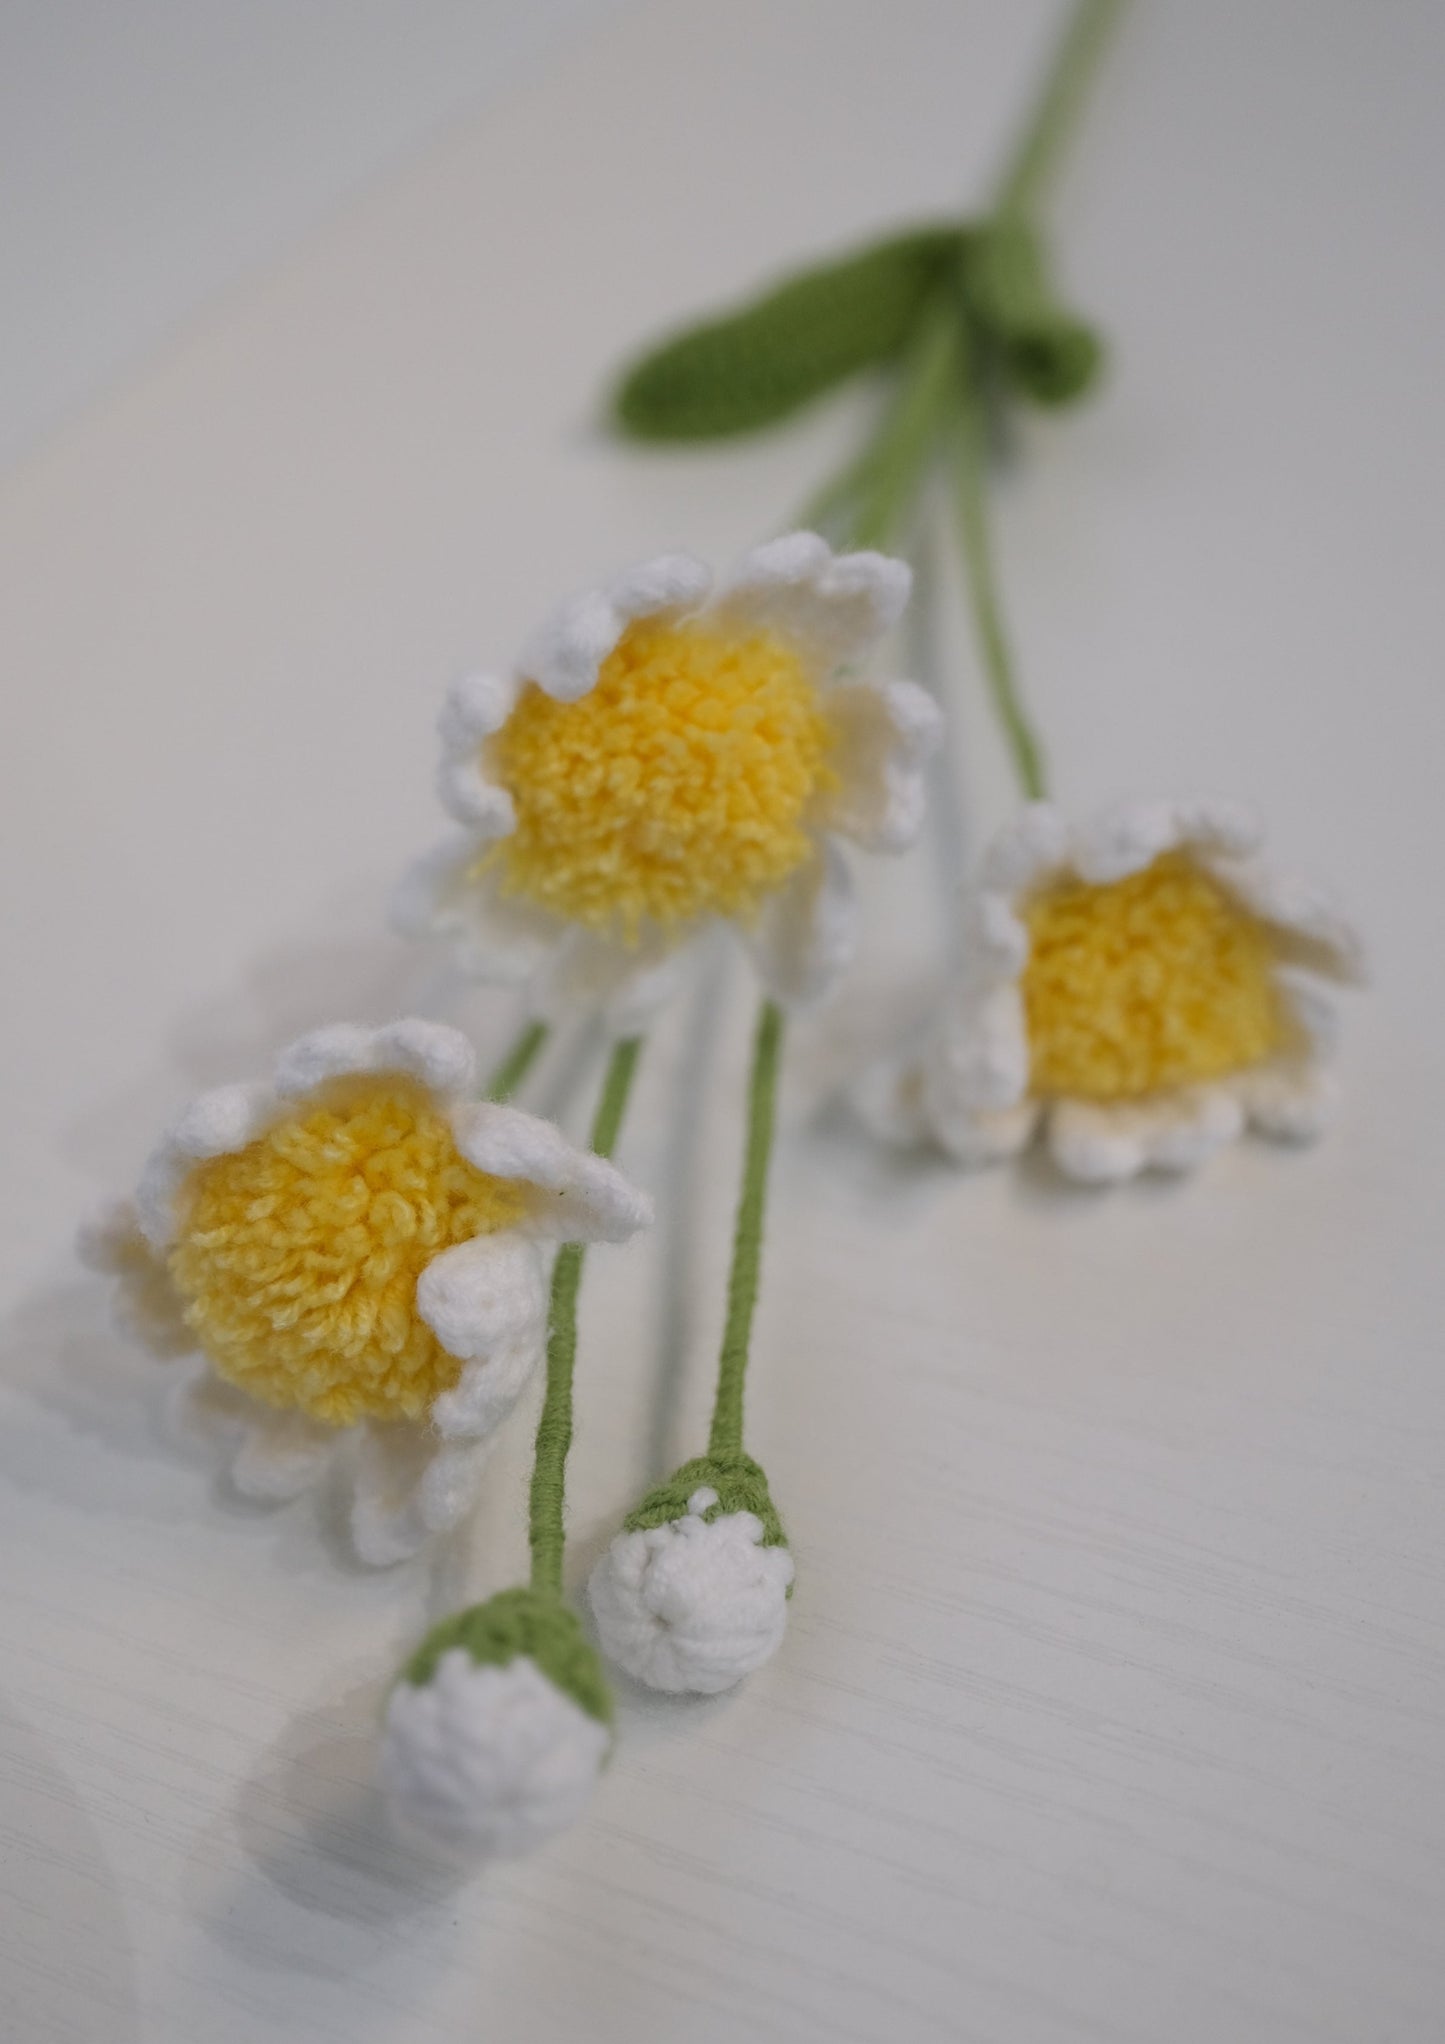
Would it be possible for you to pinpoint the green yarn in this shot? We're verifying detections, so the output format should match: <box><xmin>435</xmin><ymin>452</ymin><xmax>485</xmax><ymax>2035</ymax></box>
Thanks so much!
<box><xmin>708</xmin><ymin>1000</ymin><xmax>783</xmax><ymax>1462</ymax></box>
<box><xmin>624</xmin><ymin>1453</ymin><xmax>787</xmax><ymax>1552</ymax></box>
<box><xmin>528</xmin><ymin>1036</ymin><xmax>643</xmax><ymax>1600</ymax></box>
<box><xmin>613</xmin><ymin>225</ymin><xmax>962</xmax><ymax>441</ymax></box>
<box><xmin>799</xmin><ymin>296</ymin><xmax>959</xmax><ymax>553</ymax></box>
<box><xmin>949</xmin><ymin>326</ymin><xmax>1048</xmax><ymax>801</ymax></box>
<box><xmin>401</xmin><ymin>1586</ymin><xmax>613</xmax><ymax>1726</ymax></box>
<box><xmin>482</xmin><ymin>1018</ymin><xmax>549</xmax><ymax>1104</ymax></box>
<box><xmin>965</xmin><ymin>218</ymin><xmax>1101</xmax><ymax>407</ymax></box>
<box><xmin>993</xmin><ymin>0</ymin><xmax>1127</xmax><ymax>219</ymax></box>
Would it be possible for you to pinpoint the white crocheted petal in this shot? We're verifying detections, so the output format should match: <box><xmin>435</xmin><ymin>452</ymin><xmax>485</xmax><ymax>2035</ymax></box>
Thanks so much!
<box><xmin>933</xmin><ymin>1098</ymin><xmax>1040</xmax><ymax>1168</ymax></box>
<box><xmin>416</xmin><ymin>1236</ymin><xmax>547</xmax><ymax>1437</ymax></box>
<box><xmin>381</xmin><ymin>1650</ymin><xmax>608</xmax><ymax>1860</ymax></box>
<box><xmin>1232</xmin><ymin>1056</ymin><xmax>1339</xmax><ymax>1143</ymax></box>
<box><xmin>273</xmin><ymin>1018</ymin><xmax>476</xmax><ymax>1100</ymax></box>
<box><xmin>438</xmin><ymin>670</ymin><xmax>520</xmax><ymax>751</ymax></box>
<box><xmin>1275</xmin><ymin>968</ymin><xmax>1339</xmax><ymax>1056</ymax></box>
<box><xmin>979</xmin><ymin>802</ymin><xmax>1071</xmax><ymax>894</ymax></box>
<box><xmin>229</xmin><ymin>1406</ymin><xmax>341</xmax><ymax>1503</ymax></box>
<box><xmin>608</xmin><ymin>552</ymin><xmax>712</xmax><ymax>623</ymax></box>
<box><xmin>711</xmin><ymin>532</ymin><xmax>911</xmax><ymax>666</ymax></box>
<box><xmin>528</xmin><ymin>923</ymin><xmax>686</xmax><ymax>1031</ymax></box>
<box><xmin>350</xmin><ymin>1428</ymin><xmax>493</xmax><ymax>1567</ymax></box>
<box><xmin>1046</xmin><ymin>1087</ymin><xmax>1246</xmax><ymax>1184</ymax></box>
<box><xmin>446</xmin><ymin>1102</ymin><xmax>653</xmax><ymax>1243</ymax></box>
<box><xmin>1207</xmin><ymin>859</ymin><xmax>1366</xmax><ymax>985</ymax></box>
<box><xmin>819</xmin><ymin>678</ymin><xmax>942</xmax><ymax>853</ymax></box>
<box><xmin>851</xmin><ymin>1046</ymin><xmax>933</xmax><ymax>1147</ymax></box>
<box><xmin>927</xmin><ymin>982</ymin><xmax>1031</xmax><ymax>1116</ymax></box>
<box><xmin>741</xmin><ymin>837</ymin><xmax>856</xmax><ymax>1008</ymax></box>
<box><xmin>589</xmin><ymin>1503</ymin><xmax>794</xmax><ymax>1695</ymax></box>
<box><xmin>918</xmin><ymin>1023</ymin><xmax>1039</xmax><ymax>1162</ymax></box>
<box><xmin>520</xmin><ymin>553</ymin><xmax>710</xmax><ymax>704</ymax></box>
<box><xmin>78</xmin><ymin>1199</ymin><xmax>196</xmax><ymax>1358</ymax></box>
<box><xmin>135</xmin><ymin>1080</ymin><xmax>279</xmax><ymax>1249</ymax></box>
<box><xmin>962</xmin><ymin>890</ymin><xmax>1032</xmax><ymax>985</ymax></box>
<box><xmin>435</xmin><ymin>672</ymin><xmax>521</xmax><ymax>831</ymax></box>
<box><xmin>1068</xmin><ymin>794</ymin><xmax>1262</xmax><ymax>886</ymax></box>
<box><xmin>392</xmin><ymin>836</ymin><xmax>557</xmax><ymax>984</ymax></box>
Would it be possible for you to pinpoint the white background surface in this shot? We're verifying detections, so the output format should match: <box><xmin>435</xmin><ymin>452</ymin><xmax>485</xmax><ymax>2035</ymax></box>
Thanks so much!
<box><xmin>3</xmin><ymin>3</ymin><xmax>1444</xmax><ymax>2040</ymax></box>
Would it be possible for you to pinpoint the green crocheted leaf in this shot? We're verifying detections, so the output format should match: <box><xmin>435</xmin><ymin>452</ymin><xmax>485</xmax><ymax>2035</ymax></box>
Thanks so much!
<box><xmin>613</xmin><ymin>225</ymin><xmax>964</xmax><ymax>441</ymax></box>
<box><xmin>401</xmin><ymin>1586</ymin><xmax>613</xmax><ymax>1726</ymax></box>
<box><xmin>624</xmin><ymin>1454</ymin><xmax>788</xmax><ymax>1550</ymax></box>
<box><xmin>965</xmin><ymin>216</ymin><xmax>1102</xmax><ymax>407</ymax></box>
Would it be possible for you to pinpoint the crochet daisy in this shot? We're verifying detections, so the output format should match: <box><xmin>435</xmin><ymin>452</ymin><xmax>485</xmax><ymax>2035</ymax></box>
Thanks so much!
<box><xmin>395</xmin><ymin>532</ymin><xmax>940</xmax><ymax>1021</ymax></box>
<box><xmin>81</xmin><ymin>1019</ymin><xmax>651</xmax><ymax>1562</ymax></box>
<box><xmin>860</xmin><ymin>796</ymin><xmax>1365</xmax><ymax>1182</ymax></box>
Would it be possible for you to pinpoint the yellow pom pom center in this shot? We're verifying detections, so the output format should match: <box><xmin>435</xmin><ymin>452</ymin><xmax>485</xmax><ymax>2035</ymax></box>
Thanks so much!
<box><xmin>482</xmin><ymin>618</ymin><xmax>838</xmax><ymax>941</ymax></box>
<box><xmin>168</xmin><ymin>1077</ymin><xmax>529</xmax><ymax>1425</ymax></box>
<box><xmin>1021</xmin><ymin>852</ymin><xmax>1290</xmax><ymax>1100</ymax></box>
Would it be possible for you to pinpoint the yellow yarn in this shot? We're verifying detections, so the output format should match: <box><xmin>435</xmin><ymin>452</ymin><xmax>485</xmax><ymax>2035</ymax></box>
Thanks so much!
<box><xmin>168</xmin><ymin>1077</ymin><xmax>529</xmax><ymax>1425</ymax></box>
<box><xmin>483</xmin><ymin>619</ymin><xmax>837</xmax><ymax>940</ymax></box>
<box><xmin>1021</xmin><ymin>852</ymin><xmax>1288</xmax><ymax>1100</ymax></box>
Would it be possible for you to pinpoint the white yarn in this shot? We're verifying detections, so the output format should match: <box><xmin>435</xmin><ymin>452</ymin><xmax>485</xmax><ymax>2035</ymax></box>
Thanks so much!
<box><xmin>447</xmin><ymin>1100</ymin><xmax>654</xmax><ymax>1242</ymax></box>
<box><xmin>713</xmin><ymin>531</ymin><xmax>911</xmax><ymax>658</ymax></box>
<box><xmin>855</xmin><ymin>793</ymin><xmax>1365</xmax><ymax>1184</ymax></box>
<box><xmin>401</xmin><ymin>534</ymin><xmax>930</xmax><ymax>1019</ymax></box>
<box><xmin>351</xmin><ymin>1434</ymin><xmax>493</xmax><ymax>1567</ymax></box>
<box><xmin>589</xmin><ymin>1490</ymin><xmax>795</xmax><ymax>1695</ymax></box>
<box><xmin>822</xmin><ymin>678</ymin><xmax>943</xmax><ymax>854</ymax></box>
<box><xmin>77</xmin><ymin>1200</ymin><xmax>195</xmax><ymax>1357</ymax></box>
<box><xmin>1047</xmin><ymin>1088</ymin><xmax>1245</xmax><ymax>1185</ymax></box>
<box><xmin>742</xmin><ymin>836</ymin><xmax>857</xmax><ymax>1009</ymax></box>
<box><xmin>94</xmin><ymin>1019</ymin><xmax>652</xmax><ymax>1564</ymax></box>
<box><xmin>381</xmin><ymin>1651</ymin><xmax>608</xmax><ymax>1860</ymax></box>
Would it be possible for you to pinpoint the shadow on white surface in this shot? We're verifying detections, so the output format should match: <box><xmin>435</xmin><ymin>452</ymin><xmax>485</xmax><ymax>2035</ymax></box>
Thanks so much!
<box><xmin>202</xmin><ymin>1673</ymin><xmax>464</xmax><ymax>1959</ymax></box>
<box><xmin>0</xmin><ymin>1692</ymin><xmax>142</xmax><ymax>2042</ymax></box>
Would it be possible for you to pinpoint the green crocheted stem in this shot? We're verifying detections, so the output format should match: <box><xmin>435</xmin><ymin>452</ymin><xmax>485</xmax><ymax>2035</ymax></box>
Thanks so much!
<box><xmin>613</xmin><ymin>225</ymin><xmax>962</xmax><ymax>442</ymax></box>
<box><xmin>966</xmin><ymin>219</ymin><xmax>1102</xmax><ymax>408</ymax></box>
<box><xmin>482</xmin><ymin>1018</ymin><xmax>549</xmax><ymax>1104</ymax></box>
<box><xmin>707</xmin><ymin>1000</ymin><xmax>783</xmax><ymax>1463</ymax></box>
<box><xmin>528</xmin><ymin>1036</ymin><xmax>643</xmax><ymax>1600</ymax></box>
<box><xmin>624</xmin><ymin>1453</ymin><xmax>787</xmax><ymax>1551</ymax></box>
<box><xmin>949</xmin><ymin>328</ymin><xmax>1048</xmax><ymax>803</ymax></box>
<box><xmin>799</xmin><ymin>290</ymin><xmax>960</xmax><ymax>553</ymax></box>
<box><xmin>401</xmin><ymin>1585</ymin><xmax>613</xmax><ymax>1726</ymax></box>
<box><xmin>994</xmin><ymin>0</ymin><xmax>1128</xmax><ymax>220</ymax></box>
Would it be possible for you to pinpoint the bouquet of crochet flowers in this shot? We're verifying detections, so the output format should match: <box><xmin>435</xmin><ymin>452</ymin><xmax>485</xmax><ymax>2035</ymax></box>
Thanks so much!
<box><xmin>81</xmin><ymin>0</ymin><xmax>1362</xmax><ymax>1865</ymax></box>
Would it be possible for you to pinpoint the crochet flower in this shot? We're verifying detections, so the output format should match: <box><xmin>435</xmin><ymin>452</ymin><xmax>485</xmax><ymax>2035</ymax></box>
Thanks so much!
<box><xmin>589</xmin><ymin>1456</ymin><xmax>793</xmax><ymax>1694</ymax></box>
<box><xmin>381</xmin><ymin>1589</ymin><xmax>611</xmax><ymax>1860</ymax></box>
<box><xmin>395</xmin><ymin>532</ymin><xmax>940</xmax><ymax>1022</ymax></box>
<box><xmin>81</xmin><ymin>1019</ymin><xmax>651</xmax><ymax>1562</ymax></box>
<box><xmin>859</xmin><ymin>796</ymin><xmax>1365</xmax><ymax>1182</ymax></box>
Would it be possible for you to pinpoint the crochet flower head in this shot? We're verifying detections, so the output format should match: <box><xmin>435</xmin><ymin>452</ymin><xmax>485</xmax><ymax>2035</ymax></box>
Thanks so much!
<box><xmin>81</xmin><ymin>1019</ymin><xmax>651</xmax><ymax>1562</ymax></box>
<box><xmin>589</xmin><ymin>1455</ymin><xmax>793</xmax><ymax>1694</ymax></box>
<box><xmin>860</xmin><ymin>797</ymin><xmax>1365</xmax><ymax>1183</ymax></box>
<box><xmin>381</xmin><ymin>1588</ymin><xmax>612</xmax><ymax>1860</ymax></box>
<box><xmin>396</xmin><ymin>532</ymin><xmax>940</xmax><ymax>1022</ymax></box>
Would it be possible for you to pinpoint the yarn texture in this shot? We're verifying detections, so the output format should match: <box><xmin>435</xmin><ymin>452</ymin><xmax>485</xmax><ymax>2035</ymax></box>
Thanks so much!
<box><xmin>396</xmin><ymin>533</ymin><xmax>939</xmax><ymax>1024</ymax></box>
<box><xmin>484</xmin><ymin>620</ymin><xmax>838</xmax><ymax>938</ymax></box>
<box><xmin>613</xmin><ymin>225</ymin><xmax>962</xmax><ymax>440</ymax></box>
<box><xmin>857</xmin><ymin>797</ymin><xmax>1365</xmax><ymax>1183</ymax></box>
<box><xmin>382</xmin><ymin>1038</ymin><xmax>644</xmax><ymax>1860</ymax></box>
<box><xmin>591</xmin><ymin>1459</ymin><xmax>793</xmax><ymax>1695</ymax></box>
<box><xmin>86</xmin><ymin>1018</ymin><xmax>651</xmax><ymax>1561</ymax></box>
<box><xmin>402</xmin><ymin>1586</ymin><xmax>611</xmax><ymax>1723</ymax></box>
<box><xmin>382</xmin><ymin>1593</ymin><xmax>611</xmax><ymax>1860</ymax></box>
